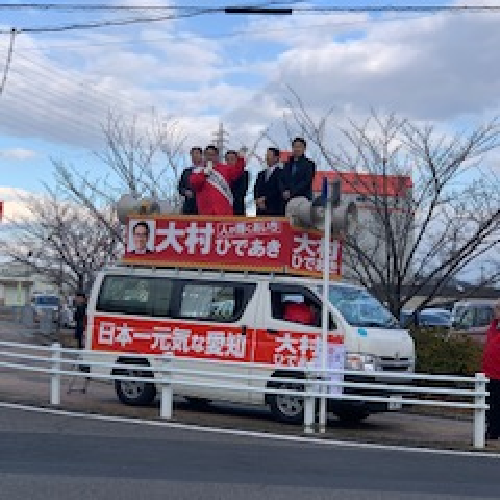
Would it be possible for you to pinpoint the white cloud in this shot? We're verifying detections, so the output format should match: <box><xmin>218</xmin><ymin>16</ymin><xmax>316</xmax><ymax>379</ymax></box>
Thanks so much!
<box><xmin>0</xmin><ymin>148</ymin><xmax>37</xmax><ymax>160</ymax></box>
<box><xmin>267</xmin><ymin>12</ymin><xmax>500</xmax><ymax>120</ymax></box>
<box><xmin>244</xmin><ymin>11</ymin><xmax>370</xmax><ymax>47</ymax></box>
<box><xmin>2</xmin><ymin>6</ymin><xmax>500</xmax><ymax>160</ymax></box>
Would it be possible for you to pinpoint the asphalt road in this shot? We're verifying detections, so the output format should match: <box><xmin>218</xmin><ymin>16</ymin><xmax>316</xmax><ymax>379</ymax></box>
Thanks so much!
<box><xmin>1</xmin><ymin>318</ymin><xmax>500</xmax><ymax>452</ymax></box>
<box><xmin>0</xmin><ymin>405</ymin><xmax>499</xmax><ymax>500</ymax></box>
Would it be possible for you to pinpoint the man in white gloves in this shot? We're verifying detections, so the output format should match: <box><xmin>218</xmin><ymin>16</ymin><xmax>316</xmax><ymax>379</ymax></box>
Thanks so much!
<box><xmin>189</xmin><ymin>145</ymin><xmax>247</xmax><ymax>216</ymax></box>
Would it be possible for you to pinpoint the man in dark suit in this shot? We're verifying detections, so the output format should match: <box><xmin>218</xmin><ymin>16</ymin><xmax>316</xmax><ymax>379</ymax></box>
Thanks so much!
<box><xmin>279</xmin><ymin>137</ymin><xmax>316</xmax><ymax>203</ymax></box>
<box><xmin>178</xmin><ymin>147</ymin><xmax>203</xmax><ymax>215</ymax></box>
<box><xmin>226</xmin><ymin>149</ymin><xmax>249</xmax><ymax>216</ymax></box>
<box><xmin>254</xmin><ymin>147</ymin><xmax>284</xmax><ymax>216</ymax></box>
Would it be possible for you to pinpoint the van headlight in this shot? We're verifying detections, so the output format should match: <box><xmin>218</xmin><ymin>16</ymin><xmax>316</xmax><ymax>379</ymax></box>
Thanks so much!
<box><xmin>346</xmin><ymin>353</ymin><xmax>378</xmax><ymax>371</ymax></box>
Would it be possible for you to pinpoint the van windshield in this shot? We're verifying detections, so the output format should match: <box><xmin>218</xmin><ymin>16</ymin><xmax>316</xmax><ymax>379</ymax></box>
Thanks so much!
<box><xmin>327</xmin><ymin>285</ymin><xmax>399</xmax><ymax>328</ymax></box>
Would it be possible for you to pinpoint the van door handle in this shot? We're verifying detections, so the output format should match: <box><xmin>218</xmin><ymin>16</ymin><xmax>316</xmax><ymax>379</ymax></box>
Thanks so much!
<box><xmin>267</xmin><ymin>328</ymin><xmax>278</xmax><ymax>334</ymax></box>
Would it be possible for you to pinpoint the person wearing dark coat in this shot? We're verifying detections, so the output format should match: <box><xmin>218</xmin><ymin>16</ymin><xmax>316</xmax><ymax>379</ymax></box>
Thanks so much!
<box><xmin>254</xmin><ymin>147</ymin><xmax>285</xmax><ymax>217</ymax></box>
<box><xmin>74</xmin><ymin>293</ymin><xmax>87</xmax><ymax>349</ymax></box>
<box><xmin>225</xmin><ymin>150</ymin><xmax>249</xmax><ymax>216</ymax></box>
<box><xmin>279</xmin><ymin>137</ymin><xmax>316</xmax><ymax>203</ymax></box>
<box><xmin>178</xmin><ymin>147</ymin><xmax>203</xmax><ymax>215</ymax></box>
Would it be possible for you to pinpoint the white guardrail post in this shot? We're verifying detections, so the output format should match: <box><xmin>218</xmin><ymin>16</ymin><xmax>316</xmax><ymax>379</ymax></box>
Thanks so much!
<box><xmin>50</xmin><ymin>342</ymin><xmax>61</xmax><ymax>406</ymax></box>
<box><xmin>473</xmin><ymin>372</ymin><xmax>488</xmax><ymax>449</ymax></box>
<box><xmin>159</xmin><ymin>354</ymin><xmax>173</xmax><ymax>420</ymax></box>
<box><xmin>303</xmin><ymin>372</ymin><xmax>315</xmax><ymax>434</ymax></box>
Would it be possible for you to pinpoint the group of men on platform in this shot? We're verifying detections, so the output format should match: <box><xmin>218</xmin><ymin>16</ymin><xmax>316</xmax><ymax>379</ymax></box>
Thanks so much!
<box><xmin>178</xmin><ymin>137</ymin><xmax>316</xmax><ymax>217</ymax></box>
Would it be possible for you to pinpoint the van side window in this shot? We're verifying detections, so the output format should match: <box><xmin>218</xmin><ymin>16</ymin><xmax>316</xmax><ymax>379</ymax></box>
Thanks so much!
<box><xmin>176</xmin><ymin>282</ymin><xmax>255</xmax><ymax>323</ymax></box>
<box><xmin>269</xmin><ymin>285</ymin><xmax>336</xmax><ymax>329</ymax></box>
<box><xmin>97</xmin><ymin>276</ymin><xmax>152</xmax><ymax>316</ymax></box>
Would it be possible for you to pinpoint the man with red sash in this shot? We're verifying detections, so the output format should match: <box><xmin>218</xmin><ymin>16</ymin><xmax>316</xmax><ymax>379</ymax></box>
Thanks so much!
<box><xmin>189</xmin><ymin>145</ymin><xmax>246</xmax><ymax>216</ymax></box>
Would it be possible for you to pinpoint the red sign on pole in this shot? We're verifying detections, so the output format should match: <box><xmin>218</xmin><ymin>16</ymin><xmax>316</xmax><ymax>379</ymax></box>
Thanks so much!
<box><xmin>122</xmin><ymin>216</ymin><xmax>342</xmax><ymax>279</ymax></box>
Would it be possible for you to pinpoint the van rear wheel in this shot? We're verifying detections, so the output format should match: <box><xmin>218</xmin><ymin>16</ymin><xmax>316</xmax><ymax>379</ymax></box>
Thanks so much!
<box><xmin>115</xmin><ymin>370</ymin><xmax>156</xmax><ymax>406</ymax></box>
<box><xmin>269</xmin><ymin>382</ymin><xmax>304</xmax><ymax>424</ymax></box>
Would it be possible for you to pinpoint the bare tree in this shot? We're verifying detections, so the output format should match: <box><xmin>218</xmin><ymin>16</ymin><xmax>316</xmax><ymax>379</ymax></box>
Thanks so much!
<box><xmin>54</xmin><ymin>109</ymin><xmax>186</xmax><ymax>243</ymax></box>
<box><xmin>0</xmin><ymin>186</ymin><xmax>120</xmax><ymax>294</ymax></box>
<box><xmin>283</xmin><ymin>90</ymin><xmax>500</xmax><ymax>316</ymax></box>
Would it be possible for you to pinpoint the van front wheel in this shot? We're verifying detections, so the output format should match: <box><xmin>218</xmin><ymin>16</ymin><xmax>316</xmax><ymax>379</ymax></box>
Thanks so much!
<box><xmin>269</xmin><ymin>382</ymin><xmax>304</xmax><ymax>424</ymax></box>
<box><xmin>115</xmin><ymin>372</ymin><xmax>156</xmax><ymax>406</ymax></box>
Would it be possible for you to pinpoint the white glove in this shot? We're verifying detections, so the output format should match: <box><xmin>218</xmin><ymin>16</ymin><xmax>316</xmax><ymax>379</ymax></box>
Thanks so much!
<box><xmin>239</xmin><ymin>146</ymin><xmax>248</xmax><ymax>160</ymax></box>
<box><xmin>204</xmin><ymin>161</ymin><xmax>213</xmax><ymax>175</ymax></box>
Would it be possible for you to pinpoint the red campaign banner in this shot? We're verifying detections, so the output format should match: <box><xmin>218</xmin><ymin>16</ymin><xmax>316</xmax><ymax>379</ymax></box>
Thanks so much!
<box><xmin>290</xmin><ymin>226</ymin><xmax>342</xmax><ymax>278</ymax></box>
<box><xmin>122</xmin><ymin>215</ymin><xmax>342</xmax><ymax>279</ymax></box>
<box><xmin>92</xmin><ymin>315</ymin><xmax>344</xmax><ymax>368</ymax></box>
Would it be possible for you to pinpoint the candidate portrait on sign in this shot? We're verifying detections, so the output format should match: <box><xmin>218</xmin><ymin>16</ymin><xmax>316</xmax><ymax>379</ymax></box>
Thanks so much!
<box><xmin>129</xmin><ymin>220</ymin><xmax>155</xmax><ymax>254</ymax></box>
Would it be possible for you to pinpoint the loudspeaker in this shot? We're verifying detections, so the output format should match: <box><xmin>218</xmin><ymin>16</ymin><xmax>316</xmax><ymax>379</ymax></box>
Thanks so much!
<box><xmin>116</xmin><ymin>194</ymin><xmax>180</xmax><ymax>224</ymax></box>
<box><xmin>285</xmin><ymin>196</ymin><xmax>358</xmax><ymax>236</ymax></box>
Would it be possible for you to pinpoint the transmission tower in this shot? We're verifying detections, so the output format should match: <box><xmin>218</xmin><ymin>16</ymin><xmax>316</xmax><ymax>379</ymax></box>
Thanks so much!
<box><xmin>211</xmin><ymin>121</ymin><xmax>230</xmax><ymax>161</ymax></box>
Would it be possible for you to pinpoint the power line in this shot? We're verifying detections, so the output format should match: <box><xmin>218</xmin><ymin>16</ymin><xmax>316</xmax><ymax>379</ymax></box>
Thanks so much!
<box><xmin>0</xmin><ymin>1</ymin><xmax>293</xmax><ymax>10</ymax></box>
<box><xmin>0</xmin><ymin>9</ymin><xmax>218</xmax><ymax>34</ymax></box>
<box><xmin>7</xmin><ymin>13</ymin><xmax>426</xmax><ymax>52</ymax></box>
<box><xmin>0</xmin><ymin>28</ymin><xmax>17</xmax><ymax>96</ymax></box>
<box><xmin>1</xmin><ymin>4</ymin><xmax>500</xmax><ymax>35</ymax></box>
<box><xmin>297</xmin><ymin>5</ymin><xmax>500</xmax><ymax>14</ymax></box>
<box><xmin>1</xmin><ymin>3</ymin><xmax>500</xmax><ymax>12</ymax></box>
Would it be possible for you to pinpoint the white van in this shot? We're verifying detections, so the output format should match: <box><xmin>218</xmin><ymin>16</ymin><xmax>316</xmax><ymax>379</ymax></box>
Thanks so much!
<box><xmin>451</xmin><ymin>299</ymin><xmax>497</xmax><ymax>342</ymax></box>
<box><xmin>84</xmin><ymin>266</ymin><xmax>415</xmax><ymax>423</ymax></box>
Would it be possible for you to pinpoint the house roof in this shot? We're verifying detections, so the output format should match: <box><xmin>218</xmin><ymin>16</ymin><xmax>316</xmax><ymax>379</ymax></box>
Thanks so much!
<box><xmin>312</xmin><ymin>171</ymin><xmax>412</xmax><ymax>197</ymax></box>
<box><xmin>279</xmin><ymin>151</ymin><xmax>412</xmax><ymax>197</ymax></box>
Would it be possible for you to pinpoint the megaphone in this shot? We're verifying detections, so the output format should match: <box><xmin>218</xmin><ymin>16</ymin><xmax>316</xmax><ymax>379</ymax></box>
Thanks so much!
<box><xmin>285</xmin><ymin>196</ymin><xmax>358</xmax><ymax>236</ymax></box>
<box><xmin>116</xmin><ymin>194</ymin><xmax>180</xmax><ymax>224</ymax></box>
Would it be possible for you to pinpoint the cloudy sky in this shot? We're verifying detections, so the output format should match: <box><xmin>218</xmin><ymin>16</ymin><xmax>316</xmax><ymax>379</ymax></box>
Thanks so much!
<box><xmin>1</xmin><ymin>0</ymin><xmax>500</xmax><ymax>201</ymax></box>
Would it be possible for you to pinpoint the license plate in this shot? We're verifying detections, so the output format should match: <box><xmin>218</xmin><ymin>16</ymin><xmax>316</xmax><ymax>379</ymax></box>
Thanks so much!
<box><xmin>388</xmin><ymin>396</ymin><xmax>403</xmax><ymax>410</ymax></box>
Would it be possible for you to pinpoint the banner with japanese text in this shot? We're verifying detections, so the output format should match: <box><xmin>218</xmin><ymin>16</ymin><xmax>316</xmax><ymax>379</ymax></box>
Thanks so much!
<box><xmin>92</xmin><ymin>315</ymin><xmax>344</xmax><ymax>369</ymax></box>
<box><xmin>122</xmin><ymin>216</ymin><xmax>342</xmax><ymax>279</ymax></box>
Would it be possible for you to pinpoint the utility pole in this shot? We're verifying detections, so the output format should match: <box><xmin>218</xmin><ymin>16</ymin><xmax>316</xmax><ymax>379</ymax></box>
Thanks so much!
<box><xmin>211</xmin><ymin>122</ymin><xmax>229</xmax><ymax>160</ymax></box>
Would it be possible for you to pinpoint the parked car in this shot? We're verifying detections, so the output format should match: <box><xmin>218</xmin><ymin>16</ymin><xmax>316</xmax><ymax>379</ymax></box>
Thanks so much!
<box><xmin>450</xmin><ymin>299</ymin><xmax>497</xmax><ymax>342</ymax></box>
<box><xmin>30</xmin><ymin>294</ymin><xmax>60</xmax><ymax>323</ymax></box>
<box><xmin>422</xmin><ymin>308</ymin><xmax>452</xmax><ymax>324</ymax></box>
<box><xmin>400</xmin><ymin>309</ymin><xmax>451</xmax><ymax>328</ymax></box>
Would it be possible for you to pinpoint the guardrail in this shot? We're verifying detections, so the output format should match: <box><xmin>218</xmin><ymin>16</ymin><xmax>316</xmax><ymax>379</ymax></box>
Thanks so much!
<box><xmin>0</xmin><ymin>341</ymin><xmax>490</xmax><ymax>449</ymax></box>
<box><xmin>0</xmin><ymin>305</ymin><xmax>59</xmax><ymax>335</ymax></box>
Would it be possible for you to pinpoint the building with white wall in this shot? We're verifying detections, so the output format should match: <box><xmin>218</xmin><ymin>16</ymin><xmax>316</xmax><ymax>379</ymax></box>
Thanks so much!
<box><xmin>0</xmin><ymin>262</ymin><xmax>58</xmax><ymax>306</ymax></box>
<box><xmin>311</xmin><ymin>171</ymin><xmax>414</xmax><ymax>284</ymax></box>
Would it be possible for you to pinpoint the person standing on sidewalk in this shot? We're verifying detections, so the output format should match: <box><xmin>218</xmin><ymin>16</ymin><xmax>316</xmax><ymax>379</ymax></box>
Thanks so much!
<box><xmin>74</xmin><ymin>293</ymin><xmax>87</xmax><ymax>349</ymax></box>
<box><xmin>482</xmin><ymin>299</ymin><xmax>500</xmax><ymax>440</ymax></box>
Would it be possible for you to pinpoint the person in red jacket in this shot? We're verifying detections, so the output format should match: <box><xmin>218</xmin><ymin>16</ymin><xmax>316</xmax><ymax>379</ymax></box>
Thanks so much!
<box><xmin>283</xmin><ymin>301</ymin><xmax>316</xmax><ymax>326</ymax></box>
<box><xmin>482</xmin><ymin>300</ymin><xmax>500</xmax><ymax>440</ymax></box>
<box><xmin>189</xmin><ymin>145</ymin><xmax>246</xmax><ymax>216</ymax></box>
